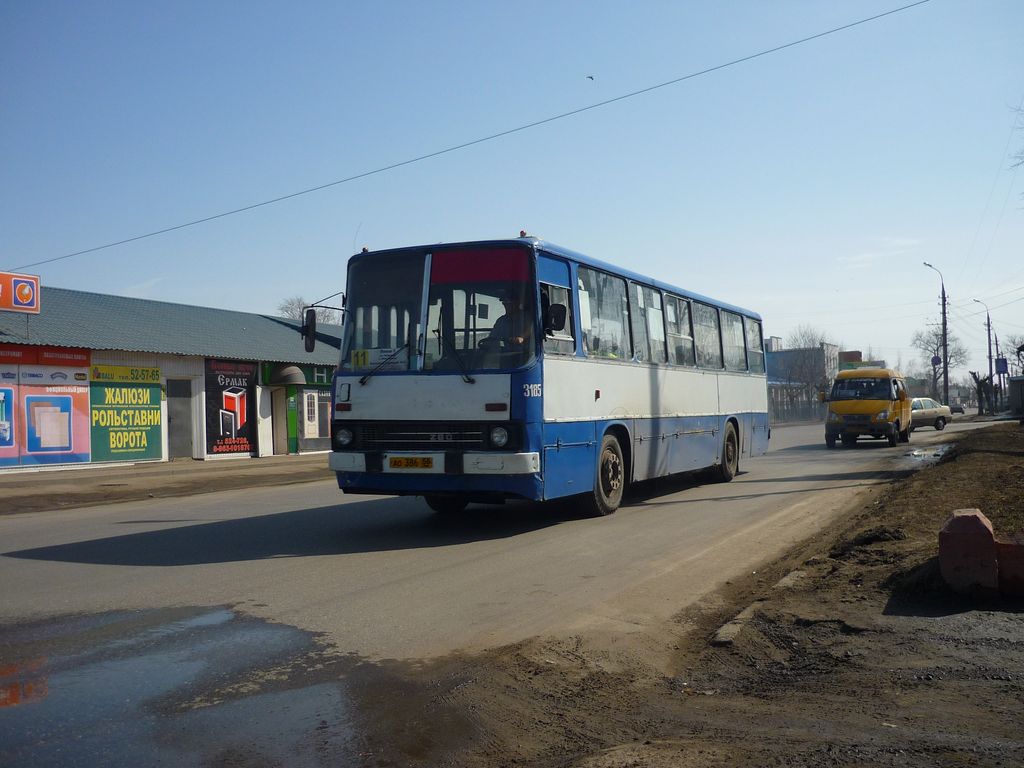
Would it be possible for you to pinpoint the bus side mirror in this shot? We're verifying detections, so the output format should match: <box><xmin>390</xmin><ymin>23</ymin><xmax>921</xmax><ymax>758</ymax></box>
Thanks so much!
<box><xmin>818</xmin><ymin>390</ymin><xmax>827</xmax><ymax>403</ymax></box>
<box><xmin>545</xmin><ymin>303</ymin><xmax>567</xmax><ymax>332</ymax></box>
<box><xmin>302</xmin><ymin>307</ymin><xmax>318</xmax><ymax>352</ymax></box>
<box><xmin>897</xmin><ymin>389</ymin><xmax>907</xmax><ymax>401</ymax></box>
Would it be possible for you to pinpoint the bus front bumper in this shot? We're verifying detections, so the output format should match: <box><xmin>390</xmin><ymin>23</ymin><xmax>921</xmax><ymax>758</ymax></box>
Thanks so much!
<box><xmin>328</xmin><ymin>451</ymin><xmax>540</xmax><ymax>475</ymax></box>
<box><xmin>329</xmin><ymin>451</ymin><xmax>544</xmax><ymax>501</ymax></box>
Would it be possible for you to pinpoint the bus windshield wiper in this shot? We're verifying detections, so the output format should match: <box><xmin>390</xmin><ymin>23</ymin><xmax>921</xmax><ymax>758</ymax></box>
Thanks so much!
<box><xmin>358</xmin><ymin>342</ymin><xmax>409</xmax><ymax>386</ymax></box>
<box><xmin>433</xmin><ymin>329</ymin><xmax>475</xmax><ymax>384</ymax></box>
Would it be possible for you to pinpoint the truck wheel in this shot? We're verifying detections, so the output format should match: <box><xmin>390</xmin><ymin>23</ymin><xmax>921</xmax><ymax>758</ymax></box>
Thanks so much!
<box><xmin>583</xmin><ymin>434</ymin><xmax>625</xmax><ymax>516</ymax></box>
<box><xmin>825</xmin><ymin>433</ymin><xmax>837</xmax><ymax>449</ymax></box>
<box><xmin>899</xmin><ymin>424</ymin><xmax>911</xmax><ymax>443</ymax></box>
<box><xmin>887</xmin><ymin>426</ymin><xmax>899</xmax><ymax>446</ymax></box>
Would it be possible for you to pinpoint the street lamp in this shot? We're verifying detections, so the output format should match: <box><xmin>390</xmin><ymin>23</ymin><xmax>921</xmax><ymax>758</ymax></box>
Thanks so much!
<box><xmin>973</xmin><ymin>298</ymin><xmax>994</xmax><ymax>413</ymax></box>
<box><xmin>923</xmin><ymin>262</ymin><xmax>949</xmax><ymax>405</ymax></box>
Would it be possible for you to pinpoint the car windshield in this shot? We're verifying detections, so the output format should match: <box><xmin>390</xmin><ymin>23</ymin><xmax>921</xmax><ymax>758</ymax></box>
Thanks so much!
<box><xmin>831</xmin><ymin>377</ymin><xmax>892</xmax><ymax>400</ymax></box>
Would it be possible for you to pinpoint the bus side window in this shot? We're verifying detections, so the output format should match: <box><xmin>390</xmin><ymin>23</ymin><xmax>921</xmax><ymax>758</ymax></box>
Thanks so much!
<box><xmin>629</xmin><ymin>282</ymin><xmax>650</xmax><ymax>362</ymax></box>
<box><xmin>693</xmin><ymin>302</ymin><xmax>724</xmax><ymax>369</ymax></box>
<box><xmin>579</xmin><ymin>267</ymin><xmax>631</xmax><ymax>360</ymax></box>
<box><xmin>629</xmin><ymin>283</ymin><xmax>668</xmax><ymax>364</ymax></box>
<box><xmin>721</xmin><ymin>310</ymin><xmax>747</xmax><ymax>371</ymax></box>
<box><xmin>666</xmin><ymin>296</ymin><xmax>695</xmax><ymax>366</ymax></box>
<box><xmin>745</xmin><ymin>318</ymin><xmax>765</xmax><ymax>373</ymax></box>
<box><xmin>541</xmin><ymin>283</ymin><xmax>575</xmax><ymax>355</ymax></box>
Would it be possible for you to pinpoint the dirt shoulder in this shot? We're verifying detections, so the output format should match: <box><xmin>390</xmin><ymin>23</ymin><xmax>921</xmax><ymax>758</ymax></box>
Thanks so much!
<box><xmin>346</xmin><ymin>424</ymin><xmax>1024</xmax><ymax>767</ymax></box>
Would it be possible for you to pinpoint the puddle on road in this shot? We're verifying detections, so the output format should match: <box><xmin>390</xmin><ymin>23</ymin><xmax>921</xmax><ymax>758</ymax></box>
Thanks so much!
<box><xmin>0</xmin><ymin>607</ymin><xmax>358</xmax><ymax>766</ymax></box>
<box><xmin>904</xmin><ymin>443</ymin><xmax>953</xmax><ymax>465</ymax></box>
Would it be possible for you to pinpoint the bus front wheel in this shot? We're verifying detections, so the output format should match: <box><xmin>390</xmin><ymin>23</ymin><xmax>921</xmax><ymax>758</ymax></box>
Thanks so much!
<box><xmin>585</xmin><ymin>434</ymin><xmax>625</xmax><ymax>516</ymax></box>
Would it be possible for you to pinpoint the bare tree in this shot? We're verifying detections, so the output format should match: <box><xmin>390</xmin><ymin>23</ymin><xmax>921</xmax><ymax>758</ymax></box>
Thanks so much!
<box><xmin>1007</xmin><ymin>333</ymin><xmax>1024</xmax><ymax>372</ymax></box>
<box><xmin>277</xmin><ymin>296</ymin><xmax>341</xmax><ymax>325</ymax></box>
<box><xmin>777</xmin><ymin>324</ymin><xmax>836</xmax><ymax>406</ymax></box>
<box><xmin>910</xmin><ymin>323</ymin><xmax>968</xmax><ymax>400</ymax></box>
<box><xmin>970</xmin><ymin>371</ymin><xmax>994</xmax><ymax>416</ymax></box>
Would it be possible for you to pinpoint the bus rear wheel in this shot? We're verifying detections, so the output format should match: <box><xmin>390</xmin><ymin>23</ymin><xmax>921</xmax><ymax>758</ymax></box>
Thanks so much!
<box><xmin>714</xmin><ymin>422</ymin><xmax>739</xmax><ymax>482</ymax></box>
<box><xmin>424</xmin><ymin>495</ymin><xmax>468</xmax><ymax>515</ymax></box>
<box><xmin>584</xmin><ymin>434</ymin><xmax>625</xmax><ymax>516</ymax></box>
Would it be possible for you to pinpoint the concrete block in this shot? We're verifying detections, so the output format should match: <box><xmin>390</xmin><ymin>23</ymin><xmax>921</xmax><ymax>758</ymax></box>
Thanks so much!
<box><xmin>938</xmin><ymin>509</ymin><xmax>998</xmax><ymax>594</ymax></box>
<box><xmin>996</xmin><ymin>534</ymin><xmax>1024</xmax><ymax>598</ymax></box>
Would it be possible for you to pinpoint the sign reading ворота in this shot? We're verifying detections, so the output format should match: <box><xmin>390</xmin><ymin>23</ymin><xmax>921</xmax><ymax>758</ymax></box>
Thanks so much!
<box><xmin>89</xmin><ymin>365</ymin><xmax>162</xmax><ymax>462</ymax></box>
<box><xmin>0</xmin><ymin>272</ymin><xmax>40</xmax><ymax>314</ymax></box>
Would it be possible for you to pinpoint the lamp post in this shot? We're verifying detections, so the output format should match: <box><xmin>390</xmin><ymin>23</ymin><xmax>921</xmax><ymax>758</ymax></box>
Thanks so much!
<box><xmin>923</xmin><ymin>262</ymin><xmax>949</xmax><ymax>405</ymax></box>
<box><xmin>973</xmin><ymin>298</ymin><xmax>994</xmax><ymax>413</ymax></box>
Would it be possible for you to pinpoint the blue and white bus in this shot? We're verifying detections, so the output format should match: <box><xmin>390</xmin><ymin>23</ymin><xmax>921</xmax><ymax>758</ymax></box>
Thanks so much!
<box><xmin>308</xmin><ymin>236</ymin><xmax>768</xmax><ymax>515</ymax></box>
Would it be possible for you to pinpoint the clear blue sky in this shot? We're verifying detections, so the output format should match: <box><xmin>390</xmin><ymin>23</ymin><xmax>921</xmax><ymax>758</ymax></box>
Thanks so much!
<box><xmin>2</xmin><ymin>0</ymin><xmax>1021</xmax><ymax>382</ymax></box>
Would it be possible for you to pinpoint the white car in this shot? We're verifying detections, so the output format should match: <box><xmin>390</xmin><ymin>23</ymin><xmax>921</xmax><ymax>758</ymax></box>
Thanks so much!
<box><xmin>910</xmin><ymin>397</ymin><xmax>952</xmax><ymax>431</ymax></box>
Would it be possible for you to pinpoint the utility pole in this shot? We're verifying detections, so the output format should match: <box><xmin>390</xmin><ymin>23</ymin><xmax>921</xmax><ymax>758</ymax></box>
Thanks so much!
<box><xmin>994</xmin><ymin>332</ymin><xmax>1003</xmax><ymax>411</ymax></box>
<box><xmin>974</xmin><ymin>298</ymin><xmax>994</xmax><ymax>415</ymax></box>
<box><xmin>923</xmin><ymin>262</ymin><xmax>949</xmax><ymax>405</ymax></box>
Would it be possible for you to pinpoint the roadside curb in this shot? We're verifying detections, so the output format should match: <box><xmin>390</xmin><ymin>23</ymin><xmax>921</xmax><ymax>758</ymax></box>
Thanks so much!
<box><xmin>0</xmin><ymin>454</ymin><xmax>335</xmax><ymax>516</ymax></box>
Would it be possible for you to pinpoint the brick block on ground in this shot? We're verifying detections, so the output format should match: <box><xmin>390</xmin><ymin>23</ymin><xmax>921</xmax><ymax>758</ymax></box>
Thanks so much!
<box><xmin>938</xmin><ymin>509</ymin><xmax>999</xmax><ymax>594</ymax></box>
<box><xmin>996</xmin><ymin>533</ymin><xmax>1024</xmax><ymax>598</ymax></box>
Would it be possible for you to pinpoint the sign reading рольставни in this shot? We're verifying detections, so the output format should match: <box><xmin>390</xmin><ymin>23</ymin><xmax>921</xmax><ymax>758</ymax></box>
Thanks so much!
<box><xmin>0</xmin><ymin>272</ymin><xmax>40</xmax><ymax>314</ymax></box>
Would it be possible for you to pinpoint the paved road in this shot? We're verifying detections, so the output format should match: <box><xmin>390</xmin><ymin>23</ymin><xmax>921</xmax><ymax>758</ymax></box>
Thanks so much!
<box><xmin>0</xmin><ymin>420</ymin><xmax>983</xmax><ymax>765</ymax></box>
<box><xmin>0</xmin><ymin>422</ymin><xmax>976</xmax><ymax>660</ymax></box>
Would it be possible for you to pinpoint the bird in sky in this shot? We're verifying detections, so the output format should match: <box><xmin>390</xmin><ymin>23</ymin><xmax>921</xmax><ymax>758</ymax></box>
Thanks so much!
<box><xmin>586</xmin><ymin>75</ymin><xmax>594</xmax><ymax>80</ymax></box>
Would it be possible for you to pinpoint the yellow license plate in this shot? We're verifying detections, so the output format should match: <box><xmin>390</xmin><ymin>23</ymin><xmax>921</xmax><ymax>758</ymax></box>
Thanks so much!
<box><xmin>389</xmin><ymin>457</ymin><xmax>433</xmax><ymax>469</ymax></box>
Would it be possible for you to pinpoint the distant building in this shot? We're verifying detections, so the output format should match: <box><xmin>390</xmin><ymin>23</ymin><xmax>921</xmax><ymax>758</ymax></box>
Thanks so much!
<box><xmin>765</xmin><ymin>336</ymin><xmax>784</xmax><ymax>352</ymax></box>
<box><xmin>765</xmin><ymin>343</ymin><xmax>839</xmax><ymax>423</ymax></box>
<box><xmin>0</xmin><ymin>287</ymin><xmax>342</xmax><ymax>469</ymax></box>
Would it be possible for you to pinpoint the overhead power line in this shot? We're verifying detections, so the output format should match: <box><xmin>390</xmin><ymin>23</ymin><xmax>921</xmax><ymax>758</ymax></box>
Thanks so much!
<box><xmin>11</xmin><ymin>0</ymin><xmax>932</xmax><ymax>272</ymax></box>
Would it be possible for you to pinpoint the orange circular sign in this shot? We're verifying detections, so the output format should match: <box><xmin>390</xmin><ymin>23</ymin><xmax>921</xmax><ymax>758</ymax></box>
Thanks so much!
<box><xmin>15</xmin><ymin>282</ymin><xmax>34</xmax><ymax>304</ymax></box>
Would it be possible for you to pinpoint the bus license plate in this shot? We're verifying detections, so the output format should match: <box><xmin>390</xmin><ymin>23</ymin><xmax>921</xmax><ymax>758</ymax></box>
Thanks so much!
<box><xmin>389</xmin><ymin>457</ymin><xmax>433</xmax><ymax>469</ymax></box>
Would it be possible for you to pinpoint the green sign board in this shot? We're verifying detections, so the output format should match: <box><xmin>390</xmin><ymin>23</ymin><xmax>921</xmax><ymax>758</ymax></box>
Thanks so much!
<box><xmin>90</xmin><ymin>383</ymin><xmax>162</xmax><ymax>461</ymax></box>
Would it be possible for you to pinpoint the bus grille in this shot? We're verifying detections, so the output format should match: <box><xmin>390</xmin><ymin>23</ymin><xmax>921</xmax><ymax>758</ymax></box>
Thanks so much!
<box><xmin>352</xmin><ymin>422</ymin><xmax>488</xmax><ymax>451</ymax></box>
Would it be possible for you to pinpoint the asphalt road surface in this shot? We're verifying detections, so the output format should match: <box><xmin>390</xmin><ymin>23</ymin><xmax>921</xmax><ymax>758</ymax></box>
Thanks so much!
<box><xmin>0</xmin><ymin>422</ymin><xmax>978</xmax><ymax>660</ymax></box>
<box><xmin>0</xmin><ymin>421</ymin><xmax>982</xmax><ymax>766</ymax></box>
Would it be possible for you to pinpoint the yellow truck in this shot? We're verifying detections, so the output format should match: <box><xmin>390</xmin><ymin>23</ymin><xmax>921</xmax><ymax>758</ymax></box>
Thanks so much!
<box><xmin>822</xmin><ymin>367</ymin><xmax>912</xmax><ymax>448</ymax></box>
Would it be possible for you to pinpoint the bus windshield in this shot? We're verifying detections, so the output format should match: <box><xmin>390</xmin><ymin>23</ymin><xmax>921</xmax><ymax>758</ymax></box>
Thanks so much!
<box><xmin>830</xmin><ymin>377</ymin><xmax>893</xmax><ymax>401</ymax></box>
<box><xmin>424</xmin><ymin>247</ymin><xmax>535</xmax><ymax>371</ymax></box>
<box><xmin>340</xmin><ymin>251</ymin><xmax>425</xmax><ymax>373</ymax></box>
<box><xmin>340</xmin><ymin>246</ymin><xmax>536</xmax><ymax>373</ymax></box>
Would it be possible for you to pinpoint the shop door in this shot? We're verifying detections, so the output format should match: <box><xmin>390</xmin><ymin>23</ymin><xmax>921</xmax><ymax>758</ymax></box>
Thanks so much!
<box><xmin>166</xmin><ymin>379</ymin><xmax>194</xmax><ymax>459</ymax></box>
<box><xmin>272</xmin><ymin>388</ymin><xmax>288</xmax><ymax>455</ymax></box>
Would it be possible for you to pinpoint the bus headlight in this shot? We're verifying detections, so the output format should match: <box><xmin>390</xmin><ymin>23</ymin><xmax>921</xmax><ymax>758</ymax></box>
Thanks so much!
<box><xmin>490</xmin><ymin>426</ymin><xmax>509</xmax><ymax>449</ymax></box>
<box><xmin>335</xmin><ymin>427</ymin><xmax>354</xmax><ymax>448</ymax></box>
<box><xmin>873</xmin><ymin>410</ymin><xmax>889</xmax><ymax>422</ymax></box>
<box><xmin>827</xmin><ymin>411</ymin><xmax>842</xmax><ymax>423</ymax></box>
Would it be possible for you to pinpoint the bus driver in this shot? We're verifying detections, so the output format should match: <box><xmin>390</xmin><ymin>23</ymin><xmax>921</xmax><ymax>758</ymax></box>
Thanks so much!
<box><xmin>486</xmin><ymin>291</ymin><xmax>530</xmax><ymax>349</ymax></box>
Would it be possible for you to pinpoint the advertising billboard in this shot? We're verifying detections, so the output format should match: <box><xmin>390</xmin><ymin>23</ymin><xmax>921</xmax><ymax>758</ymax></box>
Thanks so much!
<box><xmin>204</xmin><ymin>360</ymin><xmax>256</xmax><ymax>455</ymax></box>
<box><xmin>89</xmin><ymin>366</ymin><xmax>162</xmax><ymax>462</ymax></box>
<box><xmin>18</xmin><ymin>366</ymin><xmax>90</xmax><ymax>465</ymax></box>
